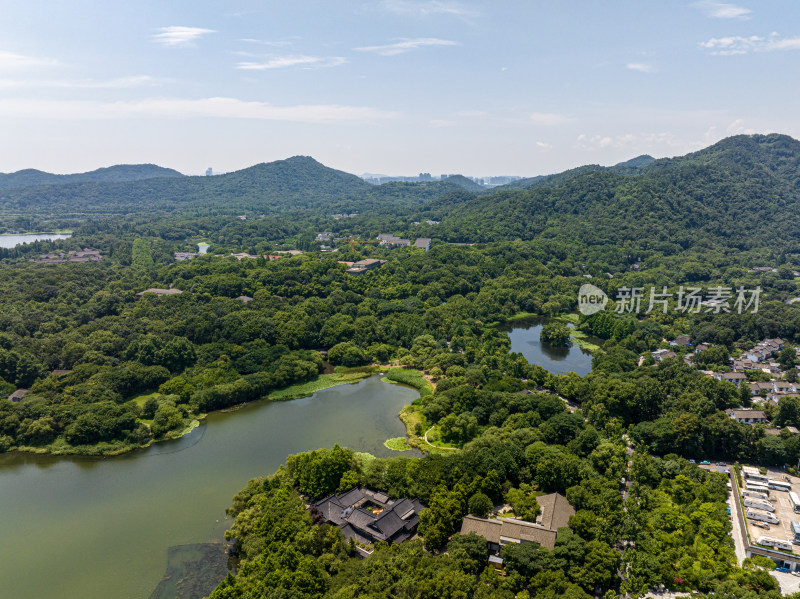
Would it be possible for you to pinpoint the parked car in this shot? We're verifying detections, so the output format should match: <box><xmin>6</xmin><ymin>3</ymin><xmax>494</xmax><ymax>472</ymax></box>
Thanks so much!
<box><xmin>700</xmin><ymin>460</ymin><xmax>711</xmax><ymax>465</ymax></box>
<box><xmin>689</xmin><ymin>459</ymin><xmax>696</xmax><ymax>464</ymax></box>
<box><xmin>751</xmin><ymin>521</ymin><xmax>770</xmax><ymax>529</ymax></box>
<box><xmin>777</xmin><ymin>566</ymin><xmax>790</xmax><ymax>573</ymax></box>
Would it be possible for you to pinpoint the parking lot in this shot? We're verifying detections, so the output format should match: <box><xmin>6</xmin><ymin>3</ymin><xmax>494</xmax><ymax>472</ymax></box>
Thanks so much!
<box><xmin>742</xmin><ymin>467</ymin><xmax>800</xmax><ymax>554</ymax></box>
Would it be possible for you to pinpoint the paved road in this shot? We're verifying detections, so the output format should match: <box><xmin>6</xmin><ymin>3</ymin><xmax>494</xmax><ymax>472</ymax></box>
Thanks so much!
<box><xmin>772</xmin><ymin>570</ymin><xmax>800</xmax><ymax>594</ymax></box>
<box><xmin>727</xmin><ymin>485</ymin><xmax>747</xmax><ymax>564</ymax></box>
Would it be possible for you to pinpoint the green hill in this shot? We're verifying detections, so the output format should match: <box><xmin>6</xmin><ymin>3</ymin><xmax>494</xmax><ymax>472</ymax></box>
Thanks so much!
<box><xmin>425</xmin><ymin>133</ymin><xmax>800</xmax><ymax>254</ymax></box>
<box><xmin>0</xmin><ymin>156</ymin><xmax>486</xmax><ymax>217</ymax></box>
<box><xmin>0</xmin><ymin>164</ymin><xmax>183</xmax><ymax>190</ymax></box>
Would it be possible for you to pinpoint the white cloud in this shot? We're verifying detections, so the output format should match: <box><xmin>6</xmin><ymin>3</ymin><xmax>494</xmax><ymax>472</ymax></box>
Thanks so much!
<box><xmin>536</xmin><ymin>141</ymin><xmax>553</xmax><ymax>149</ymax></box>
<box><xmin>575</xmin><ymin>132</ymin><xmax>682</xmax><ymax>152</ymax></box>
<box><xmin>236</xmin><ymin>55</ymin><xmax>347</xmax><ymax>70</ymax></box>
<box><xmin>726</xmin><ymin>118</ymin><xmax>755</xmax><ymax>135</ymax></box>
<box><xmin>529</xmin><ymin>112</ymin><xmax>573</xmax><ymax>126</ymax></box>
<box><xmin>0</xmin><ymin>51</ymin><xmax>58</xmax><ymax>69</ymax></box>
<box><xmin>0</xmin><ymin>97</ymin><xmax>398</xmax><ymax>123</ymax></box>
<box><xmin>0</xmin><ymin>76</ymin><xmax>156</xmax><ymax>90</ymax></box>
<box><xmin>381</xmin><ymin>1</ymin><xmax>478</xmax><ymax>17</ymax></box>
<box><xmin>699</xmin><ymin>33</ymin><xmax>800</xmax><ymax>55</ymax></box>
<box><xmin>693</xmin><ymin>1</ymin><xmax>751</xmax><ymax>19</ymax></box>
<box><xmin>626</xmin><ymin>62</ymin><xmax>655</xmax><ymax>73</ymax></box>
<box><xmin>430</xmin><ymin>119</ymin><xmax>456</xmax><ymax>127</ymax></box>
<box><xmin>152</xmin><ymin>26</ymin><xmax>215</xmax><ymax>47</ymax></box>
<box><xmin>354</xmin><ymin>38</ymin><xmax>458</xmax><ymax>56</ymax></box>
<box><xmin>240</xmin><ymin>39</ymin><xmax>293</xmax><ymax>47</ymax></box>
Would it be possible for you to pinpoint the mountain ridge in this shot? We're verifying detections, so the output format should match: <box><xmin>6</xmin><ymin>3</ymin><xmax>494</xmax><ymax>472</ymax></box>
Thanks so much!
<box><xmin>0</xmin><ymin>164</ymin><xmax>183</xmax><ymax>191</ymax></box>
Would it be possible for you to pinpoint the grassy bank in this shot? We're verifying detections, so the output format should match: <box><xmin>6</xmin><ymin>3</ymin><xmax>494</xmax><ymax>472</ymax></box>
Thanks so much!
<box><xmin>570</xmin><ymin>328</ymin><xmax>602</xmax><ymax>353</ymax></box>
<box><xmin>268</xmin><ymin>366</ymin><xmax>378</xmax><ymax>401</ymax></box>
<box><xmin>383</xmin><ymin>437</ymin><xmax>413</xmax><ymax>451</ymax></box>
<box><xmin>382</xmin><ymin>368</ymin><xmax>433</xmax><ymax>397</ymax></box>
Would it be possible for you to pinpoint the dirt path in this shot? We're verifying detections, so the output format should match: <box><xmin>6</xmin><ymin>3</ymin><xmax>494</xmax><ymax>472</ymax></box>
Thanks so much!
<box><xmin>423</xmin><ymin>426</ymin><xmax>459</xmax><ymax>451</ymax></box>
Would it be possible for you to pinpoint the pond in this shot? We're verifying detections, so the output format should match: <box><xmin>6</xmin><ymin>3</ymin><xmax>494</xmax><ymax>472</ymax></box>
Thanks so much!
<box><xmin>0</xmin><ymin>232</ymin><xmax>72</xmax><ymax>248</ymax></box>
<box><xmin>498</xmin><ymin>316</ymin><xmax>598</xmax><ymax>376</ymax></box>
<box><xmin>0</xmin><ymin>375</ymin><xmax>419</xmax><ymax>599</ymax></box>
<box><xmin>197</xmin><ymin>242</ymin><xmax>210</xmax><ymax>254</ymax></box>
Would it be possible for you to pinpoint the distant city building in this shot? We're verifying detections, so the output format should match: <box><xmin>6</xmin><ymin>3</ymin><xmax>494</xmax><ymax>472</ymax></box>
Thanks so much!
<box><xmin>205</xmin><ymin>167</ymin><xmax>213</xmax><ymax>176</ymax></box>
<box><xmin>360</xmin><ymin>173</ymin><xmax>521</xmax><ymax>185</ymax></box>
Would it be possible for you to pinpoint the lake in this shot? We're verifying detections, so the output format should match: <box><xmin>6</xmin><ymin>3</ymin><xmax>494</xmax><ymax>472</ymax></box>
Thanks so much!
<box><xmin>499</xmin><ymin>316</ymin><xmax>597</xmax><ymax>376</ymax></box>
<box><xmin>0</xmin><ymin>232</ymin><xmax>72</xmax><ymax>248</ymax></box>
<box><xmin>197</xmin><ymin>243</ymin><xmax>210</xmax><ymax>254</ymax></box>
<box><xmin>0</xmin><ymin>375</ymin><xmax>419</xmax><ymax>599</ymax></box>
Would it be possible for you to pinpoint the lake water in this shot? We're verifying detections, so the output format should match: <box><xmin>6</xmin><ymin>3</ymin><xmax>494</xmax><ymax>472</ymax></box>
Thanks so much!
<box><xmin>197</xmin><ymin>243</ymin><xmax>210</xmax><ymax>254</ymax></box>
<box><xmin>0</xmin><ymin>233</ymin><xmax>72</xmax><ymax>248</ymax></box>
<box><xmin>0</xmin><ymin>375</ymin><xmax>419</xmax><ymax>599</ymax></box>
<box><xmin>499</xmin><ymin>316</ymin><xmax>597</xmax><ymax>376</ymax></box>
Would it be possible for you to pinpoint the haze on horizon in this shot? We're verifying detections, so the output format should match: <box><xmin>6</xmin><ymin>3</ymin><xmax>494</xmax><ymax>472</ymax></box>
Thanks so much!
<box><xmin>0</xmin><ymin>0</ymin><xmax>797</xmax><ymax>177</ymax></box>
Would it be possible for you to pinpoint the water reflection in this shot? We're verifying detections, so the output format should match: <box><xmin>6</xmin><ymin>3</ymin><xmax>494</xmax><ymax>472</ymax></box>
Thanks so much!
<box><xmin>497</xmin><ymin>316</ymin><xmax>598</xmax><ymax>376</ymax></box>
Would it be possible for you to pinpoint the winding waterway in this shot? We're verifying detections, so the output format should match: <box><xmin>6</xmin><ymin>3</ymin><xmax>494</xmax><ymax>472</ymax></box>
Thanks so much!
<box><xmin>0</xmin><ymin>375</ymin><xmax>418</xmax><ymax>599</ymax></box>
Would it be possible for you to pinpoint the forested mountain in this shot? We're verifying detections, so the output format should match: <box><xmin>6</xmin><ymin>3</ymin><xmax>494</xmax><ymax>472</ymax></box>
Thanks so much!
<box><xmin>0</xmin><ymin>164</ymin><xmax>183</xmax><ymax>190</ymax></box>
<box><xmin>426</xmin><ymin>134</ymin><xmax>800</xmax><ymax>253</ymax></box>
<box><xmin>0</xmin><ymin>156</ymin><xmax>468</xmax><ymax>216</ymax></box>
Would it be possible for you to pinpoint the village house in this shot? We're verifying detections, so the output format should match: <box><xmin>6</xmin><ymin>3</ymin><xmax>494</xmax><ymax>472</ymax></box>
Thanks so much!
<box><xmin>228</xmin><ymin>253</ymin><xmax>259</xmax><ymax>260</ymax></box>
<box><xmin>732</xmin><ymin>359</ymin><xmax>757</xmax><ymax>372</ymax></box>
<box><xmin>670</xmin><ymin>335</ymin><xmax>692</xmax><ymax>348</ymax></box>
<box><xmin>345</xmin><ymin>259</ymin><xmax>387</xmax><ymax>275</ymax></box>
<box><xmin>765</xmin><ymin>426</ymin><xmax>800</xmax><ymax>437</ymax></box>
<box><xmin>748</xmin><ymin>382</ymin><xmax>776</xmax><ymax>398</ymax></box>
<box><xmin>745</xmin><ymin>338</ymin><xmax>785</xmax><ymax>363</ymax></box>
<box><xmin>728</xmin><ymin>408</ymin><xmax>768</xmax><ymax>424</ymax></box>
<box><xmin>135</xmin><ymin>288</ymin><xmax>183</xmax><ymax>298</ymax></box>
<box><xmin>459</xmin><ymin>492</ymin><xmax>575</xmax><ymax>554</ymax></box>
<box><xmin>413</xmin><ymin>238</ymin><xmax>432</xmax><ymax>251</ymax></box>
<box><xmin>7</xmin><ymin>389</ymin><xmax>27</xmax><ymax>402</ymax></box>
<box><xmin>377</xmin><ymin>233</ymin><xmax>411</xmax><ymax>246</ymax></box>
<box><xmin>714</xmin><ymin>372</ymin><xmax>746</xmax><ymax>387</ymax></box>
<box><xmin>314</xmin><ymin>487</ymin><xmax>424</xmax><ymax>553</ymax></box>
<box><xmin>652</xmin><ymin>349</ymin><xmax>677</xmax><ymax>362</ymax></box>
<box><xmin>774</xmin><ymin>381</ymin><xmax>797</xmax><ymax>394</ymax></box>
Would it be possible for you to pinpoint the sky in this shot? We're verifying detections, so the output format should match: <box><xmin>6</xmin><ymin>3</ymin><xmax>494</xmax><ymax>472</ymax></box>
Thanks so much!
<box><xmin>1</xmin><ymin>0</ymin><xmax>799</xmax><ymax>177</ymax></box>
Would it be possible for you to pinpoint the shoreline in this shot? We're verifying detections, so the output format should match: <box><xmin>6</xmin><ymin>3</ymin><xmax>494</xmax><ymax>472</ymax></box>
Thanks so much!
<box><xmin>4</xmin><ymin>366</ymin><xmax>428</xmax><ymax>459</ymax></box>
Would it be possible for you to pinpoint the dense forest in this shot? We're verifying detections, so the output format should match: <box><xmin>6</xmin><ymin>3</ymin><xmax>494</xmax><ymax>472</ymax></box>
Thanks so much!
<box><xmin>4</xmin><ymin>133</ymin><xmax>800</xmax><ymax>597</ymax></box>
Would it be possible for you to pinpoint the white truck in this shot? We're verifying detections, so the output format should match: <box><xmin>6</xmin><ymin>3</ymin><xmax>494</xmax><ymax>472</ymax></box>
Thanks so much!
<box><xmin>742</xmin><ymin>490</ymin><xmax>771</xmax><ymax>502</ymax></box>
<box><xmin>757</xmin><ymin>536</ymin><xmax>793</xmax><ymax>551</ymax></box>
<box><xmin>747</xmin><ymin>509</ymin><xmax>780</xmax><ymax>524</ymax></box>
<box><xmin>744</xmin><ymin>498</ymin><xmax>776</xmax><ymax>513</ymax></box>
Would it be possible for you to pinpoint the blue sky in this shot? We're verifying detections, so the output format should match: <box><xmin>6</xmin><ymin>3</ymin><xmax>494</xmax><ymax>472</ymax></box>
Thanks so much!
<box><xmin>1</xmin><ymin>1</ymin><xmax>798</xmax><ymax>176</ymax></box>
